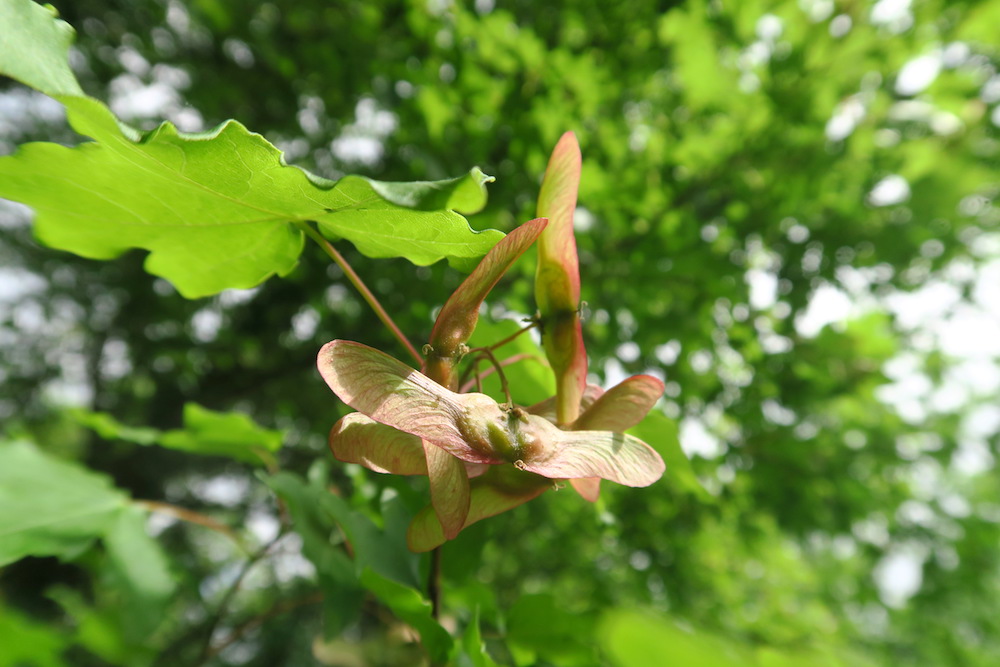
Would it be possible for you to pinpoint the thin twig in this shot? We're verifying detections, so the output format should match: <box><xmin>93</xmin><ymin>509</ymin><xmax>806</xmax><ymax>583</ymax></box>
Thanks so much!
<box><xmin>458</xmin><ymin>353</ymin><xmax>544</xmax><ymax>394</ymax></box>
<box><xmin>486</xmin><ymin>320</ymin><xmax>538</xmax><ymax>351</ymax></box>
<box><xmin>204</xmin><ymin>591</ymin><xmax>324</xmax><ymax>660</ymax></box>
<box><xmin>133</xmin><ymin>499</ymin><xmax>247</xmax><ymax>553</ymax></box>
<box><xmin>195</xmin><ymin>532</ymin><xmax>287</xmax><ymax>666</ymax></box>
<box><xmin>474</xmin><ymin>347</ymin><xmax>512</xmax><ymax>404</ymax></box>
<box><xmin>296</xmin><ymin>221</ymin><xmax>422</xmax><ymax>365</ymax></box>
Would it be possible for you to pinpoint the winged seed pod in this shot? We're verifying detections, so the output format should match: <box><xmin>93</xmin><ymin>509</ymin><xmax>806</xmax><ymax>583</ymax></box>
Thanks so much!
<box><xmin>317</xmin><ymin>340</ymin><xmax>666</xmax><ymax>550</ymax></box>
<box><xmin>535</xmin><ymin>131</ymin><xmax>587</xmax><ymax>427</ymax></box>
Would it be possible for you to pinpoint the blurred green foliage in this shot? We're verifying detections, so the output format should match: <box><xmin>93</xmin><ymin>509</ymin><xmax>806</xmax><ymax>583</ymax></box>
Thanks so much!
<box><xmin>1</xmin><ymin>0</ymin><xmax>999</xmax><ymax>665</ymax></box>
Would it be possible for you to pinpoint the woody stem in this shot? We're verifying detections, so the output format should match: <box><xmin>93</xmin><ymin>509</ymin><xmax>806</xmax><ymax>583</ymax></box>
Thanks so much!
<box><xmin>297</xmin><ymin>222</ymin><xmax>422</xmax><ymax>366</ymax></box>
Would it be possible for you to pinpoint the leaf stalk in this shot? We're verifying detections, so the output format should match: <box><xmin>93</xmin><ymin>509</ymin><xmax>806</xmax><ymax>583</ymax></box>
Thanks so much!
<box><xmin>297</xmin><ymin>222</ymin><xmax>422</xmax><ymax>365</ymax></box>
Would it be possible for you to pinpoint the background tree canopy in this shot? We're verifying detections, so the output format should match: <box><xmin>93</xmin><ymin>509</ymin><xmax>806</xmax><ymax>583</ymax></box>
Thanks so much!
<box><xmin>1</xmin><ymin>0</ymin><xmax>999</xmax><ymax>665</ymax></box>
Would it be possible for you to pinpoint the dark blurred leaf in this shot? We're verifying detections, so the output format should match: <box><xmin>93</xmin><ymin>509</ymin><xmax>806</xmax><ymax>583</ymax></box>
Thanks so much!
<box><xmin>102</xmin><ymin>505</ymin><xmax>177</xmax><ymax>643</ymax></box>
<box><xmin>73</xmin><ymin>403</ymin><xmax>283</xmax><ymax>466</ymax></box>
<box><xmin>507</xmin><ymin>593</ymin><xmax>597</xmax><ymax>664</ymax></box>
<box><xmin>0</xmin><ymin>603</ymin><xmax>68</xmax><ymax>667</ymax></box>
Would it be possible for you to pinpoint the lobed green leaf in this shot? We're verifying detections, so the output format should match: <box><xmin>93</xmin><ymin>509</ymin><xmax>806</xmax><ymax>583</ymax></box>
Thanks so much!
<box><xmin>0</xmin><ymin>1</ymin><xmax>503</xmax><ymax>297</ymax></box>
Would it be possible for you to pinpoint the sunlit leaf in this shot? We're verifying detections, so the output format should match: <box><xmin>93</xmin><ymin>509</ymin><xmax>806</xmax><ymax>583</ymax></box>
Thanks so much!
<box><xmin>0</xmin><ymin>6</ymin><xmax>502</xmax><ymax>297</ymax></box>
<box><xmin>0</xmin><ymin>0</ymin><xmax>83</xmax><ymax>97</ymax></box>
<box><xmin>0</xmin><ymin>95</ymin><xmax>501</xmax><ymax>297</ymax></box>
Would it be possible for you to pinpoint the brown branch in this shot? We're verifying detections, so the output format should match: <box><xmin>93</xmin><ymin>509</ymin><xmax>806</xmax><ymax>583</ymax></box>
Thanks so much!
<box><xmin>133</xmin><ymin>499</ymin><xmax>246</xmax><ymax>552</ymax></box>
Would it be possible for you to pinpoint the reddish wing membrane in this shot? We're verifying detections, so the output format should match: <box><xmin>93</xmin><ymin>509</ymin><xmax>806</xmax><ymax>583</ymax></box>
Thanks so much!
<box><xmin>534</xmin><ymin>132</ymin><xmax>587</xmax><ymax>424</ymax></box>
<box><xmin>329</xmin><ymin>412</ymin><xmax>427</xmax><ymax>475</ymax></box>
<box><xmin>318</xmin><ymin>340</ymin><xmax>503</xmax><ymax>464</ymax></box>
<box><xmin>573</xmin><ymin>375</ymin><xmax>664</xmax><ymax>432</ymax></box>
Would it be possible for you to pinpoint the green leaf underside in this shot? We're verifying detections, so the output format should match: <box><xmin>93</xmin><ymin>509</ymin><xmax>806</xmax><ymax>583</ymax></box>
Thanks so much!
<box><xmin>0</xmin><ymin>97</ymin><xmax>500</xmax><ymax>297</ymax></box>
<box><xmin>0</xmin><ymin>6</ymin><xmax>501</xmax><ymax>297</ymax></box>
<box><xmin>317</xmin><ymin>340</ymin><xmax>665</xmax><ymax>485</ymax></box>
<box><xmin>358</xmin><ymin>569</ymin><xmax>453</xmax><ymax>663</ymax></box>
<box><xmin>0</xmin><ymin>442</ymin><xmax>127</xmax><ymax>566</ymax></box>
<box><xmin>461</xmin><ymin>607</ymin><xmax>501</xmax><ymax>667</ymax></box>
<box><xmin>0</xmin><ymin>0</ymin><xmax>83</xmax><ymax>97</ymax></box>
<box><xmin>73</xmin><ymin>403</ymin><xmax>283</xmax><ymax>466</ymax></box>
<box><xmin>264</xmin><ymin>471</ymin><xmax>365</xmax><ymax>637</ymax></box>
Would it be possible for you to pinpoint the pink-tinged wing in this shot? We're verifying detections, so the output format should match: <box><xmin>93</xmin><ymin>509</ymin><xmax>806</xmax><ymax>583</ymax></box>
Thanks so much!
<box><xmin>526</xmin><ymin>384</ymin><xmax>605</xmax><ymax>422</ymax></box>
<box><xmin>535</xmin><ymin>131</ymin><xmax>582</xmax><ymax>313</ymax></box>
<box><xmin>429</xmin><ymin>218</ymin><xmax>547</xmax><ymax>357</ymax></box>
<box><xmin>573</xmin><ymin>375</ymin><xmax>664</xmax><ymax>432</ymax></box>
<box><xmin>534</xmin><ymin>132</ymin><xmax>587</xmax><ymax>424</ymax></box>
<box><xmin>518</xmin><ymin>416</ymin><xmax>665</xmax><ymax>487</ymax></box>
<box><xmin>317</xmin><ymin>340</ymin><xmax>503</xmax><ymax>464</ymax></box>
<box><xmin>406</xmin><ymin>470</ymin><xmax>551</xmax><ymax>552</ymax></box>
<box><xmin>328</xmin><ymin>412</ymin><xmax>427</xmax><ymax>474</ymax></box>
<box><xmin>570</xmin><ymin>477</ymin><xmax>601</xmax><ymax>502</ymax></box>
<box><xmin>465</xmin><ymin>462</ymin><xmax>490</xmax><ymax>478</ymax></box>
<box><xmin>423</xmin><ymin>443</ymin><xmax>470</xmax><ymax>540</ymax></box>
